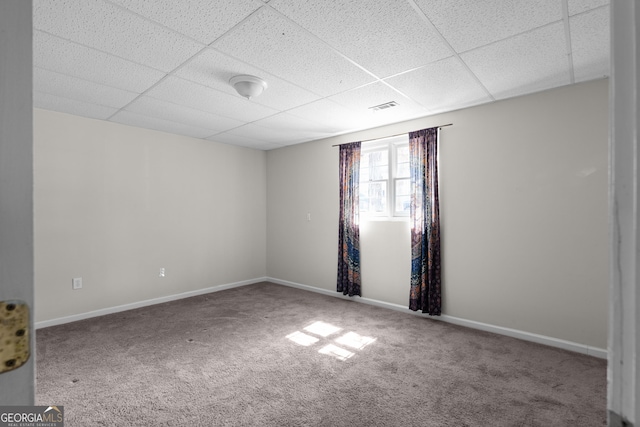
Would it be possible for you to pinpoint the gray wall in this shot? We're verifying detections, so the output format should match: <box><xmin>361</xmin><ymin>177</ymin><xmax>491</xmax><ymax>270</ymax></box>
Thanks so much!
<box><xmin>34</xmin><ymin>109</ymin><xmax>267</xmax><ymax>322</ymax></box>
<box><xmin>32</xmin><ymin>79</ymin><xmax>609</xmax><ymax>351</ymax></box>
<box><xmin>267</xmin><ymin>79</ymin><xmax>609</xmax><ymax>349</ymax></box>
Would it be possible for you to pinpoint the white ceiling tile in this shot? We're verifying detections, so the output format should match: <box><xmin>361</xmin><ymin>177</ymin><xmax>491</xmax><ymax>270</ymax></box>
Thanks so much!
<box><xmin>329</xmin><ymin>82</ymin><xmax>430</xmax><ymax>126</ymax></box>
<box><xmin>225</xmin><ymin>123</ymin><xmax>296</xmax><ymax>145</ymax></box>
<box><xmin>110</xmin><ymin>111</ymin><xmax>217</xmax><ymax>139</ymax></box>
<box><xmin>461</xmin><ymin>23</ymin><xmax>571</xmax><ymax>100</ymax></box>
<box><xmin>385</xmin><ymin>57</ymin><xmax>492</xmax><ymax>113</ymax></box>
<box><xmin>212</xmin><ymin>7</ymin><xmax>375</xmax><ymax>96</ymax></box>
<box><xmin>252</xmin><ymin>112</ymin><xmax>340</xmax><ymax>133</ymax></box>
<box><xmin>34</xmin><ymin>31</ymin><xmax>166</xmax><ymax>93</ymax></box>
<box><xmin>207</xmin><ymin>132</ymin><xmax>285</xmax><ymax>150</ymax></box>
<box><xmin>145</xmin><ymin>76</ymin><xmax>280</xmax><ymax>122</ymax></box>
<box><xmin>414</xmin><ymin>0</ymin><xmax>562</xmax><ymax>52</ymax></box>
<box><xmin>34</xmin><ymin>67</ymin><xmax>139</xmax><ymax>108</ymax></box>
<box><xmin>33</xmin><ymin>0</ymin><xmax>204</xmax><ymax>72</ymax></box>
<box><xmin>269</xmin><ymin>0</ymin><xmax>452</xmax><ymax>78</ymax></box>
<box><xmin>31</xmin><ymin>0</ymin><xmax>611</xmax><ymax>150</ymax></box>
<box><xmin>570</xmin><ymin>7</ymin><xmax>610</xmax><ymax>82</ymax></box>
<box><xmin>34</xmin><ymin>92</ymin><xmax>119</xmax><ymax>120</ymax></box>
<box><xmin>568</xmin><ymin>0</ymin><xmax>609</xmax><ymax>16</ymax></box>
<box><xmin>124</xmin><ymin>96</ymin><xmax>245</xmax><ymax>133</ymax></box>
<box><xmin>223</xmin><ymin>123</ymin><xmax>317</xmax><ymax>145</ymax></box>
<box><xmin>109</xmin><ymin>0</ymin><xmax>262</xmax><ymax>44</ymax></box>
<box><xmin>175</xmin><ymin>48</ymin><xmax>321</xmax><ymax>110</ymax></box>
<box><xmin>249</xmin><ymin>112</ymin><xmax>341</xmax><ymax>143</ymax></box>
<box><xmin>286</xmin><ymin>99</ymin><xmax>376</xmax><ymax>132</ymax></box>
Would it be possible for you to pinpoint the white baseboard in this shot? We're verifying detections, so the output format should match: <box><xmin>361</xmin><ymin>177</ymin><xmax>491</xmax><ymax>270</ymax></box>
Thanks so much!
<box><xmin>35</xmin><ymin>277</ymin><xmax>268</xmax><ymax>329</ymax></box>
<box><xmin>266</xmin><ymin>277</ymin><xmax>608</xmax><ymax>360</ymax></box>
<box><xmin>35</xmin><ymin>275</ymin><xmax>607</xmax><ymax>360</ymax></box>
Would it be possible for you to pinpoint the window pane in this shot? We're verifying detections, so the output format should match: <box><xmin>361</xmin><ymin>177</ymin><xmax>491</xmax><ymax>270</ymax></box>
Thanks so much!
<box><xmin>369</xmin><ymin>150</ymin><xmax>388</xmax><ymax>167</ymax></box>
<box><xmin>369</xmin><ymin>182</ymin><xmax>387</xmax><ymax>213</ymax></box>
<box><xmin>367</xmin><ymin>151</ymin><xmax>387</xmax><ymax>171</ymax></box>
<box><xmin>395</xmin><ymin>179</ymin><xmax>410</xmax><ymax>214</ymax></box>
<box><xmin>397</xmin><ymin>145</ymin><xmax>409</xmax><ymax>163</ymax></box>
<box><xmin>396</xmin><ymin>179</ymin><xmax>410</xmax><ymax>196</ymax></box>
<box><xmin>396</xmin><ymin>145</ymin><xmax>410</xmax><ymax>178</ymax></box>
<box><xmin>360</xmin><ymin>167</ymin><xmax>369</xmax><ymax>182</ymax></box>
<box><xmin>397</xmin><ymin>162</ymin><xmax>410</xmax><ymax>178</ymax></box>
<box><xmin>360</xmin><ymin>152</ymin><xmax>370</xmax><ymax>169</ymax></box>
<box><xmin>396</xmin><ymin>196</ymin><xmax>410</xmax><ymax>214</ymax></box>
<box><xmin>359</xmin><ymin>183</ymin><xmax>370</xmax><ymax>212</ymax></box>
<box><xmin>370</xmin><ymin>165</ymin><xmax>388</xmax><ymax>180</ymax></box>
<box><xmin>360</xmin><ymin>151</ymin><xmax>368</xmax><ymax>181</ymax></box>
<box><xmin>361</xmin><ymin>149</ymin><xmax>388</xmax><ymax>182</ymax></box>
<box><xmin>360</xmin><ymin>181</ymin><xmax>387</xmax><ymax>214</ymax></box>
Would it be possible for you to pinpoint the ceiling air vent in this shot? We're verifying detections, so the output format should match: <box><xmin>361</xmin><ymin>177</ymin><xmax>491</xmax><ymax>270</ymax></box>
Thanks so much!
<box><xmin>368</xmin><ymin>101</ymin><xmax>398</xmax><ymax>111</ymax></box>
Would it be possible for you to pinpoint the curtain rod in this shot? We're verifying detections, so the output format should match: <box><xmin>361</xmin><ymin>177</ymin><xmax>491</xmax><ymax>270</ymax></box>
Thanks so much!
<box><xmin>331</xmin><ymin>123</ymin><xmax>453</xmax><ymax>147</ymax></box>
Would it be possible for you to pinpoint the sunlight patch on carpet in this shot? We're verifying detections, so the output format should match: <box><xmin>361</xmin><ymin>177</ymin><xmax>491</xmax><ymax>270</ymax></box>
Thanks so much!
<box><xmin>286</xmin><ymin>331</ymin><xmax>320</xmax><ymax>346</ymax></box>
<box><xmin>303</xmin><ymin>321</ymin><xmax>341</xmax><ymax>337</ymax></box>
<box><xmin>286</xmin><ymin>320</ymin><xmax>377</xmax><ymax>361</ymax></box>
<box><xmin>318</xmin><ymin>344</ymin><xmax>355</xmax><ymax>361</ymax></box>
<box><xmin>335</xmin><ymin>332</ymin><xmax>376</xmax><ymax>350</ymax></box>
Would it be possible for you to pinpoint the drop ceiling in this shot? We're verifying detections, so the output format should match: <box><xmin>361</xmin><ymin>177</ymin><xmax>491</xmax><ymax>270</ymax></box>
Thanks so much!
<box><xmin>33</xmin><ymin>0</ymin><xmax>610</xmax><ymax>150</ymax></box>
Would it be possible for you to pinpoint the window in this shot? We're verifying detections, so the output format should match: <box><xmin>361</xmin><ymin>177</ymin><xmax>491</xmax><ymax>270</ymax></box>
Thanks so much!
<box><xmin>359</xmin><ymin>134</ymin><xmax>409</xmax><ymax>219</ymax></box>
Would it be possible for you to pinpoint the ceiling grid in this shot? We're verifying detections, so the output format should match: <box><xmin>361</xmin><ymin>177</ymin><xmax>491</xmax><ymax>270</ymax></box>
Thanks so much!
<box><xmin>33</xmin><ymin>0</ymin><xmax>610</xmax><ymax>150</ymax></box>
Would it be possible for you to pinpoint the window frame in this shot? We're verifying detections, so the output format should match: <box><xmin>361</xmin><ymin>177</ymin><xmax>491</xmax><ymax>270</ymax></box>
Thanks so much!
<box><xmin>359</xmin><ymin>134</ymin><xmax>410</xmax><ymax>221</ymax></box>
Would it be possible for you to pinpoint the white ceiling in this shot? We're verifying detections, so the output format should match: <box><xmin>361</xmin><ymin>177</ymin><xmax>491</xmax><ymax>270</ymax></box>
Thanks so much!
<box><xmin>33</xmin><ymin>0</ymin><xmax>610</xmax><ymax>150</ymax></box>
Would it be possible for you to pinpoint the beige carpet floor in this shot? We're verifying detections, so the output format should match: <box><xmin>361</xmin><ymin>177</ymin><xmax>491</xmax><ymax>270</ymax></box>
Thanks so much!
<box><xmin>36</xmin><ymin>282</ymin><xmax>606</xmax><ymax>426</ymax></box>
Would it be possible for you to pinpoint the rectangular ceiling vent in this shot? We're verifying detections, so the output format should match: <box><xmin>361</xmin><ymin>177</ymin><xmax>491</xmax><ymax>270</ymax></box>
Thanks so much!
<box><xmin>369</xmin><ymin>101</ymin><xmax>398</xmax><ymax>111</ymax></box>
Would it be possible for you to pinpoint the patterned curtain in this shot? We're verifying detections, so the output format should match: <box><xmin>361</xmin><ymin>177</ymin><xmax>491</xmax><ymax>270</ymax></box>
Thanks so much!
<box><xmin>409</xmin><ymin>128</ymin><xmax>441</xmax><ymax>315</ymax></box>
<box><xmin>337</xmin><ymin>142</ymin><xmax>361</xmax><ymax>297</ymax></box>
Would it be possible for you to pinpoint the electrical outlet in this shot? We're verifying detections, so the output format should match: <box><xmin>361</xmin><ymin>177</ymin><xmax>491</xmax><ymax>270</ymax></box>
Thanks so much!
<box><xmin>72</xmin><ymin>277</ymin><xmax>82</xmax><ymax>290</ymax></box>
<box><xmin>159</xmin><ymin>268</ymin><xmax>165</xmax><ymax>278</ymax></box>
